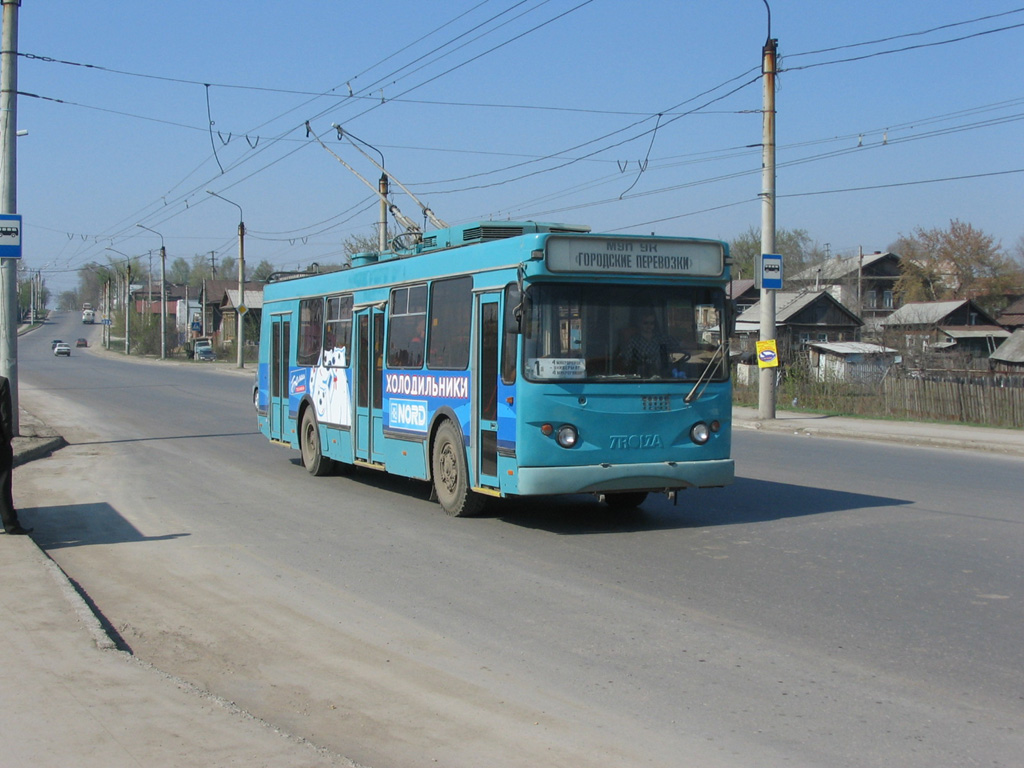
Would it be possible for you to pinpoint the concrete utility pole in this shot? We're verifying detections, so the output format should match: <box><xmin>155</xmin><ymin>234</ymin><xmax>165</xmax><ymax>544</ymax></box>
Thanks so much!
<box><xmin>207</xmin><ymin>191</ymin><xmax>245</xmax><ymax>369</ymax></box>
<box><xmin>106</xmin><ymin>248</ymin><xmax>133</xmax><ymax>355</ymax></box>
<box><xmin>0</xmin><ymin>0</ymin><xmax>20</xmax><ymax>435</ymax></box>
<box><xmin>137</xmin><ymin>224</ymin><xmax>167</xmax><ymax>359</ymax></box>
<box><xmin>758</xmin><ymin>4</ymin><xmax>778</xmax><ymax>421</ymax></box>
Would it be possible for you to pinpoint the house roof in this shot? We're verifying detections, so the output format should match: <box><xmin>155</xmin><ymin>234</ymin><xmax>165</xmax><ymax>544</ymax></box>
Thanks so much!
<box><xmin>729</xmin><ymin>279</ymin><xmax>756</xmax><ymax>300</ymax></box>
<box><xmin>223</xmin><ymin>288</ymin><xmax>264</xmax><ymax>310</ymax></box>
<box><xmin>990</xmin><ymin>328</ymin><xmax>1024</xmax><ymax>363</ymax></box>
<box><xmin>807</xmin><ymin>341</ymin><xmax>896</xmax><ymax>356</ymax></box>
<box><xmin>881</xmin><ymin>299</ymin><xmax>998</xmax><ymax>328</ymax></box>
<box><xmin>996</xmin><ymin>295</ymin><xmax>1024</xmax><ymax>327</ymax></box>
<box><xmin>735</xmin><ymin>290</ymin><xmax>862</xmax><ymax>330</ymax></box>
<box><xmin>938</xmin><ymin>326</ymin><xmax>1011</xmax><ymax>340</ymax></box>
<box><xmin>791</xmin><ymin>251</ymin><xmax>900</xmax><ymax>284</ymax></box>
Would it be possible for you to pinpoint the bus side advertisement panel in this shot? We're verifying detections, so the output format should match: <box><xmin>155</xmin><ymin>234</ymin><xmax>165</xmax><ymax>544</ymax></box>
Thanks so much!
<box><xmin>383</xmin><ymin>371</ymin><xmax>471</xmax><ymax>434</ymax></box>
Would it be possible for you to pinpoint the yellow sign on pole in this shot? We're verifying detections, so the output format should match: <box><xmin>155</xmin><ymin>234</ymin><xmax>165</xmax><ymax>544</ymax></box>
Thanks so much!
<box><xmin>756</xmin><ymin>339</ymin><xmax>779</xmax><ymax>368</ymax></box>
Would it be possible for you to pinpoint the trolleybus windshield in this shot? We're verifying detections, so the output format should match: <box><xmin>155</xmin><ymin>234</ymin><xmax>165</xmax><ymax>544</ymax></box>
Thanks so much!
<box><xmin>522</xmin><ymin>283</ymin><xmax>727</xmax><ymax>383</ymax></box>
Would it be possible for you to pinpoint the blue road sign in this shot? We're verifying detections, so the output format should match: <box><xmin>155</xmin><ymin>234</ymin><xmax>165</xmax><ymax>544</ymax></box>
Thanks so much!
<box><xmin>760</xmin><ymin>253</ymin><xmax>783</xmax><ymax>290</ymax></box>
<box><xmin>0</xmin><ymin>214</ymin><xmax>22</xmax><ymax>259</ymax></box>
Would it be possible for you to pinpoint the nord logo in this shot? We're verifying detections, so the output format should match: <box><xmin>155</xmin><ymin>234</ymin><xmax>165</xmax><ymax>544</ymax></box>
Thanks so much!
<box><xmin>609</xmin><ymin>434</ymin><xmax>663</xmax><ymax>449</ymax></box>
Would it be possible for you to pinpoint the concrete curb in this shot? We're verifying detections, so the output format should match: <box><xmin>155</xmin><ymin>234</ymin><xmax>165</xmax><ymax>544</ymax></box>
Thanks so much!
<box><xmin>13</xmin><ymin>408</ymin><xmax>67</xmax><ymax>467</ymax></box>
<box><xmin>733</xmin><ymin>408</ymin><xmax>1024</xmax><ymax>458</ymax></box>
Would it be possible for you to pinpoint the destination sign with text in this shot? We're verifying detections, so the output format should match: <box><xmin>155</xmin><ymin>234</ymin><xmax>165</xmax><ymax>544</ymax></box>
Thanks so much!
<box><xmin>545</xmin><ymin>236</ymin><xmax>724</xmax><ymax>277</ymax></box>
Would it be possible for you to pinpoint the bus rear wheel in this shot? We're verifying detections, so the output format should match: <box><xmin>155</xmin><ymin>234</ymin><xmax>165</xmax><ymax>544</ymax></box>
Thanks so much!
<box><xmin>603</xmin><ymin>492</ymin><xmax>648</xmax><ymax>510</ymax></box>
<box><xmin>432</xmin><ymin>421</ymin><xmax>484</xmax><ymax>517</ymax></box>
<box><xmin>300</xmin><ymin>410</ymin><xmax>334</xmax><ymax>477</ymax></box>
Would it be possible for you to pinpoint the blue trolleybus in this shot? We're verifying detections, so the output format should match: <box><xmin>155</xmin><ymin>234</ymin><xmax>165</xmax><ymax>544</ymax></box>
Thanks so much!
<box><xmin>256</xmin><ymin>221</ymin><xmax>734</xmax><ymax>515</ymax></box>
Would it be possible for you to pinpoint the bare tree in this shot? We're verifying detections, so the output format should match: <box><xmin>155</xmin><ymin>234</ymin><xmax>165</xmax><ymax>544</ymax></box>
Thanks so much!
<box><xmin>892</xmin><ymin>220</ymin><xmax>1024</xmax><ymax>314</ymax></box>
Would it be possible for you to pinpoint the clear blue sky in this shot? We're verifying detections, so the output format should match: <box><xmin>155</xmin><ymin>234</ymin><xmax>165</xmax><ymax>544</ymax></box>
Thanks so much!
<box><xmin>10</xmin><ymin>0</ymin><xmax>1024</xmax><ymax>295</ymax></box>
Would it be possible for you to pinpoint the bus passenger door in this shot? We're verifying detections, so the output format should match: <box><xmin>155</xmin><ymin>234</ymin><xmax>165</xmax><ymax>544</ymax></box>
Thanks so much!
<box><xmin>269</xmin><ymin>315</ymin><xmax>290</xmax><ymax>442</ymax></box>
<box><xmin>354</xmin><ymin>307</ymin><xmax>385</xmax><ymax>464</ymax></box>
<box><xmin>476</xmin><ymin>295</ymin><xmax>500</xmax><ymax>488</ymax></box>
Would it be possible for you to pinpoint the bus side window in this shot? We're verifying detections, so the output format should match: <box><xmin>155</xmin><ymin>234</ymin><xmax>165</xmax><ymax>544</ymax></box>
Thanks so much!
<box><xmin>323</xmin><ymin>294</ymin><xmax>353</xmax><ymax>367</ymax></box>
<box><xmin>388</xmin><ymin>284</ymin><xmax>427</xmax><ymax>368</ymax></box>
<box><xmin>501</xmin><ymin>283</ymin><xmax>519</xmax><ymax>384</ymax></box>
<box><xmin>428</xmin><ymin>276</ymin><xmax>472</xmax><ymax>370</ymax></box>
<box><xmin>297</xmin><ymin>297</ymin><xmax>323</xmax><ymax>366</ymax></box>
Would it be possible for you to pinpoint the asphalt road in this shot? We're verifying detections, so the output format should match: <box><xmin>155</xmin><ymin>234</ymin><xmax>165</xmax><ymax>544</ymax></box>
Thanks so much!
<box><xmin>15</xmin><ymin>313</ymin><xmax>1024</xmax><ymax>768</ymax></box>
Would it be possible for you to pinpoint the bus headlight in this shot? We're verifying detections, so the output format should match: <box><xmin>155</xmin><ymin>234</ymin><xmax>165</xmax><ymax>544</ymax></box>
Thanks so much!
<box><xmin>556</xmin><ymin>424</ymin><xmax>579</xmax><ymax>448</ymax></box>
<box><xmin>690</xmin><ymin>422</ymin><xmax>710</xmax><ymax>445</ymax></box>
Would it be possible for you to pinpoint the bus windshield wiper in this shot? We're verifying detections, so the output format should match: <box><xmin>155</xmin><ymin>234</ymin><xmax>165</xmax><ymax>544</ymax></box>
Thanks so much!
<box><xmin>684</xmin><ymin>341</ymin><xmax>726</xmax><ymax>403</ymax></box>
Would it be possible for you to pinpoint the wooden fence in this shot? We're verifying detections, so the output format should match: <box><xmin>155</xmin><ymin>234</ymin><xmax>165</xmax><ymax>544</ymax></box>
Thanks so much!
<box><xmin>882</xmin><ymin>375</ymin><xmax>1024</xmax><ymax>428</ymax></box>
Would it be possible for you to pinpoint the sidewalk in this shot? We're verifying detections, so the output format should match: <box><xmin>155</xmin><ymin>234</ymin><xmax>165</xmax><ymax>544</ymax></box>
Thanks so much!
<box><xmin>3</xmin><ymin>405</ymin><xmax>1022</xmax><ymax>768</ymax></box>
<box><xmin>733</xmin><ymin>405</ymin><xmax>1024</xmax><ymax>458</ymax></box>
<box><xmin>3</xmin><ymin>410</ymin><xmax>357</xmax><ymax>768</ymax></box>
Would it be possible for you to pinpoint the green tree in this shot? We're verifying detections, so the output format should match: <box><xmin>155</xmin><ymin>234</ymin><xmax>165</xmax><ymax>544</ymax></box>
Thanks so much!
<box><xmin>251</xmin><ymin>259</ymin><xmax>276</xmax><ymax>282</ymax></box>
<box><xmin>220</xmin><ymin>256</ymin><xmax>237</xmax><ymax>279</ymax></box>
<box><xmin>168</xmin><ymin>257</ymin><xmax>192</xmax><ymax>284</ymax></box>
<box><xmin>188</xmin><ymin>254</ymin><xmax>216</xmax><ymax>291</ymax></box>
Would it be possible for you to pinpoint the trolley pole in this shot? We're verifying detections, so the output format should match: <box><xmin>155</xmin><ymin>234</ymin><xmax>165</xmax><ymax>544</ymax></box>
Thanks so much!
<box><xmin>378</xmin><ymin>173</ymin><xmax>389</xmax><ymax>253</ymax></box>
<box><xmin>758</xmin><ymin>20</ymin><xmax>778</xmax><ymax>420</ymax></box>
<box><xmin>0</xmin><ymin>0</ymin><xmax>19</xmax><ymax>435</ymax></box>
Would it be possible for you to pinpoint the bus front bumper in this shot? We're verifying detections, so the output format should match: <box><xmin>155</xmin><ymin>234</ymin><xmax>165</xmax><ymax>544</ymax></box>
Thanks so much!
<box><xmin>514</xmin><ymin>459</ymin><xmax>734</xmax><ymax>496</ymax></box>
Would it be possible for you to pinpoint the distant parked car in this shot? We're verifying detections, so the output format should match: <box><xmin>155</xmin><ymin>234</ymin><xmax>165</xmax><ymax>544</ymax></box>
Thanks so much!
<box><xmin>195</xmin><ymin>345</ymin><xmax>216</xmax><ymax>361</ymax></box>
<box><xmin>75</xmin><ymin>338</ymin><xmax>88</xmax><ymax>348</ymax></box>
<box><xmin>53</xmin><ymin>343</ymin><xmax>71</xmax><ymax>357</ymax></box>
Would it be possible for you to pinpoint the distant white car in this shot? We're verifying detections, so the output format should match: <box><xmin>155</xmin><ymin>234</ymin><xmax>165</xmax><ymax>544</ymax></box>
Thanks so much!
<box><xmin>53</xmin><ymin>342</ymin><xmax>71</xmax><ymax>357</ymax></box>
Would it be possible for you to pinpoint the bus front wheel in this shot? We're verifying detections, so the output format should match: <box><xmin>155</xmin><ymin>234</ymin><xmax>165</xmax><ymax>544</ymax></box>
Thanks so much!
<box><xmin>300</xmin><ymin>410</ymin><xmax>334</xmax><ymax>477</ymax></box>
<box><xmin>603</xmin><ymin>491</ymin><xmax>648</xmax><ymax>510</ymax></box>
<box><xmin>432</xmin><ymin>421</ymin><xmax>484</xmax><ymax>517</ymax></box>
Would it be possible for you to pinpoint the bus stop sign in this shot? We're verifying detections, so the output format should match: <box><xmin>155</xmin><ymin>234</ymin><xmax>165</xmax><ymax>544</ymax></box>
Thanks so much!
<box><xmin>759</xmin><ymin>253</ymin><xmax>782</xmax><ymax>290</ymax></box>
<box><xmin>0</xmin><ymin>214</ymin><xmax>23</xmax><ymax>259</ymax></box>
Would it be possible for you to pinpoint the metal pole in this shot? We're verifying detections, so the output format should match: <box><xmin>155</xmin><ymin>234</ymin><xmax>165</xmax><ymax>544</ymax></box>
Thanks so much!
<box><xmin>758</xmin><ymin>28</ymin><xmax>778</xmax><ymax>420</ymax></box>
<box><xmin>125</xmin><ymin>262</ymin><xmax>131</xmax><ymax>355</ymax></box>
<box><xmin>136</xmin><ymin>224</ymin><xmax>167</xmax><ymax>359</ymax></box>
<box><xmin>0</xmin><ymin>0</ymin><xmax>19</xmax><ymax>435</ymax></box>
<box><xmin>236</xmin><ymin>218</ymin><xmax>245</xmax><ymax>369</ymax></box>
<box><xmin>206</xmin><ymin>191</ymin><xmax>245</xmax><ymax>369</ymax></box>
<box><xmin>160</xmin><ymin>245</ymin><xmax>166</xmax><ymax>358</ymax></box>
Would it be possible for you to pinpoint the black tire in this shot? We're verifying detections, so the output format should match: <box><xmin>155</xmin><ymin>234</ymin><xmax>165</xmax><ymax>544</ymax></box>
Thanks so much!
<box><xmin>603</xmin><ymin>491</ymin><xmax>648</xmax><ymax>510</ymax></box>
<box><xmin>300</xmin><ymin>409</ymin><xmax>334</xmax><ymax>476</ymax></box>
<box><xmin>431</xmin><ymin>420</ymin><xmax>484</xmax><ymax>517</ymax></box>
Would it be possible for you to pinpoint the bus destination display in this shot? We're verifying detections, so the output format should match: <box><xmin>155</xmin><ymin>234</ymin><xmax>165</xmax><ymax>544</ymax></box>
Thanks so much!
<box><xmin>545</xmin><ymin>236</ymin><xmax>723</xmax><ymax>277</ymax></box>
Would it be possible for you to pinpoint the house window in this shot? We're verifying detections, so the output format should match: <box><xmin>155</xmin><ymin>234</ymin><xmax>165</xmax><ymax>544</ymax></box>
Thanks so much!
<box><xmin>865</xmin><ymin>290</ymin><xmax>877</xmax><ymax>309</ymax></box>
<box><xmin>818</xmin><ymin>333</ymin><xmax>828</xmax><ymax>342</ymax></box>
<box><xmin>883</xmin><ymin>290</ymin><xmax>893</xmax><ymax>309</ymax></box>
<box><xmin>799</xmin><ymin>332</ymin><xmax>810</xmax><ymax>346</ymax></box>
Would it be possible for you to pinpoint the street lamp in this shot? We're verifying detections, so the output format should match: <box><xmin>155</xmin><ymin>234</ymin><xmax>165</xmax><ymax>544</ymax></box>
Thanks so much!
<box><xmin>206</xmin><ymin>190</ymin><xmax>246</xmax><ymax>369</ymax></box>
<box><xmin>106</xmin><ymin>247</ymin><xmax>134</xmax><ymax>355</ymax></box>
<box><xmin>136</xmin><ymin>224</ymin><xmax>167</xmax><ymax>360</ymax></box>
